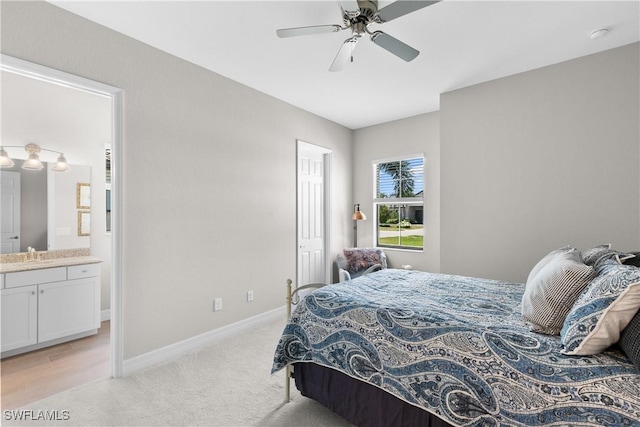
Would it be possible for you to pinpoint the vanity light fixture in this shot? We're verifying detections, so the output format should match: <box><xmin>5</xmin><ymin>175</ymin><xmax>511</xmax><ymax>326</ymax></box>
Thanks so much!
<box><xmin>0</xmin><ymin>143</ymin><xmax>69</xmax><ymax>172</ymax></box>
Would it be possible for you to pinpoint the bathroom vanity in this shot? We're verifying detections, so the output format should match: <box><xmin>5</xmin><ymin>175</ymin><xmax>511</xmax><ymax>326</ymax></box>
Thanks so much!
<box><xmin>0</xmin><ymin>255</ymin><xmax>102</xmax><ymax>357</ymax></box>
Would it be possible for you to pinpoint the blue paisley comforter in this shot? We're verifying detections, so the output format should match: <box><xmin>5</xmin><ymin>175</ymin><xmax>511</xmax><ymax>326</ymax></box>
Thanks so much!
<box><xmin>272</xmin><ymin>269</ymin><xmax>640</xmax><ymax>426</ymax></box>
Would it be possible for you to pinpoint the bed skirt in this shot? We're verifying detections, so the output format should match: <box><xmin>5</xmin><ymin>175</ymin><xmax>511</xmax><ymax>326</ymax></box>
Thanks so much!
<box><xmin>293</xmin><ymin>362</ymin><xmax>453</xmax><ymax>427</ymax></box>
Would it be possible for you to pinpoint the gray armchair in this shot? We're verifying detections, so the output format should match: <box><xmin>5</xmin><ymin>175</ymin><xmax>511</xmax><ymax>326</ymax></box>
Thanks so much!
<box><xmin>336</xmin><ymin>248</ymin><xmax>387</xmax><ymax>283</ymax></box>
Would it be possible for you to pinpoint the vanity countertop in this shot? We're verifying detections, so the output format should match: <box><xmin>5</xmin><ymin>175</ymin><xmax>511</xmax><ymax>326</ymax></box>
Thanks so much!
<box><xmin>0</xmin><ymin>256</ymin><xmax>103</xmax><ymax>274</ymax></box>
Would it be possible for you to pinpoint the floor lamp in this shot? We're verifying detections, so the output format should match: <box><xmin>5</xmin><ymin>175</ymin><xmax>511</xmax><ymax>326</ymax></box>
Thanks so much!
<box><xmin>352</xmin><ymin>204</ymin><xmax>366</xmax><ymax>247</ymax></box>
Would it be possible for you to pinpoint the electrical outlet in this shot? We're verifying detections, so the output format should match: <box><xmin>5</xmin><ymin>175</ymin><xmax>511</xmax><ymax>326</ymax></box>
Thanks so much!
<box><xmin>214</xmin><ymin>298</ymin><xmax>222</xmax><ymax>311</ymax></box>
<box><xmin>247</xmin><ymin>291</ymin><xmax>254</xmax><ymax>302</ymax></box>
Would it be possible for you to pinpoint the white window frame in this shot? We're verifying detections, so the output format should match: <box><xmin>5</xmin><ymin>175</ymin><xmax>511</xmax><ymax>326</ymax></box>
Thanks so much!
<box><xmin>372</xmin><ymin>154</ymin><xmax>424</xmax><ymax>251</ymax></box>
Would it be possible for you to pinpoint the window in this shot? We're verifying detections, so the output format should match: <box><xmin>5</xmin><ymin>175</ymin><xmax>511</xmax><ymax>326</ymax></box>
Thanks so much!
<box><xmin>105</xmin><ymin>145</ymin><xmax>111</xmax><ymax>233</ymax></box>
<box><xmin>373</xmin><ymin>155</ymin><xmax>424</xmax><ymax>250</ymax></box>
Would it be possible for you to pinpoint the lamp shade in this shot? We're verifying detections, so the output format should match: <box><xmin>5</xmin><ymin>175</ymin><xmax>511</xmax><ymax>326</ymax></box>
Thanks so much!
<box><xmin>52</xmin><ymin>154</ymin><xmax>69</xmax><ymax>172</ymax></box>
<box><xmin>0</xmin><ymin>148</ymin><xmax>15</xmax><ymax>168</ymax></box>
<box><xmin>22</xmin><ymin>153</ymin><xmax>44</xmax><ymax>170</ymax></box>
<box><xmin>352</xmin><ymin>204</ymin><xmax>366</xmax><ymax>221</ymax></box>
<box><xmin>352</xmin><ymin>211</ymin><xmax>366</xmax><ymax>220</ymax></box>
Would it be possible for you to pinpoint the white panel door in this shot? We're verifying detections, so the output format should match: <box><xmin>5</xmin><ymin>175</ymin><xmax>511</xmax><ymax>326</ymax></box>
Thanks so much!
<box><xmin>298</xmin><ymin>144</ymin><xmax>326</xmax><ymax>285</ymax></box>
<box><xmin>1</xmin><ymin>171</ymin><xmax>21</xmax><ymax>253</ymax></box>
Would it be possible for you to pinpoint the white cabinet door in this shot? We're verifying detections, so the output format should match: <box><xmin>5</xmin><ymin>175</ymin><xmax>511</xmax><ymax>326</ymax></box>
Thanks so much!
<box><xmin>38</xmin><ymin>277</ymin><xmax>100</xmax><ymax>343</ymax></box>
<box><xmin>1</xmin><ymin>285</ymin><xmax>38</xmax><ymax>352</ymax></box>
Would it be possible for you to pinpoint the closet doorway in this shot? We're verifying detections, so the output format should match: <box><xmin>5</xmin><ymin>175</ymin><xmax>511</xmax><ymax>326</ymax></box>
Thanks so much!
<box><xmin>297</xmin><ymin>140</ymin><xmax>331</xmax><ymax>285</ymax></box>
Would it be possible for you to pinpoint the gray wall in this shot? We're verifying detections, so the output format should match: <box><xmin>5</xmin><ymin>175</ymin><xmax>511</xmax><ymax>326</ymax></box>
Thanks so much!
<box><xmin>353</xmin><ymin>112</ymin><xmax>441</xmax><ymax>273</ymax></box>
<box><xmin>1</xmin><ymin>1</ymin><xmax>353</xmax><ymax>359</ymax></box>
<box><xmin>441</xmin><ymin>43</ymin><xmax>640</xmax><ymax>282</ymax></box>
<box><xmin>351</xmin><ymin>43</ymin><xmax>639</xmax><ymax>283</ymax></box>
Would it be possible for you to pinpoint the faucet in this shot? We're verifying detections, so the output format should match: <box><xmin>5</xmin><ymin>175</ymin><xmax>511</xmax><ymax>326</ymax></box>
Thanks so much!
<box><xmin>26</xmin><ymin>247</ymin><xmax>38</xmax><ymax>262</ymax></box>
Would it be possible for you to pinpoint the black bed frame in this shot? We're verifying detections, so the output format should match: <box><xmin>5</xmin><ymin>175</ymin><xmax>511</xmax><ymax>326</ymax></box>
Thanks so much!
<box><xmin>293</xmin><ymin>362</ymin><xmax>453</xmax><ymax>427</ymax></box>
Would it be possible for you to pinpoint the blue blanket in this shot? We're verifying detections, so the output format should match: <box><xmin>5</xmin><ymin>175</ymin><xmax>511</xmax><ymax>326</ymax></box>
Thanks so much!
<box><xmin>272</xmin><ymin>269</ymin><xmax>640</xmax><ymax>426</ymax></box>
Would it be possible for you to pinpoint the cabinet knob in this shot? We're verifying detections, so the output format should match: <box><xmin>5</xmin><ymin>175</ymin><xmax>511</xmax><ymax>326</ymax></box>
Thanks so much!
<box><xmin>40</xmin><ymin>290</ymin><xmax>44</xmax><ymax>294</ymax></box>
<box><xmin>31</xmin><ymin>291</ymin><xmax>35</xmax><ymax>295</ymax></box>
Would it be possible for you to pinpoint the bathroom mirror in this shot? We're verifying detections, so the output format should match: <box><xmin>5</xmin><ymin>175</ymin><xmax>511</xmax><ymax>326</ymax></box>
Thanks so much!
<box><xmin>0</xmin><ymin>160</ymin><xmax>91</xmax><ymax>253</ymax></box>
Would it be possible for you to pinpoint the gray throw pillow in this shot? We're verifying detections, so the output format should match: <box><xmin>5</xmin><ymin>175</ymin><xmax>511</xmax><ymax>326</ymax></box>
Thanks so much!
<box><xmin>581</xmin><ymin>244</ymin><xmax>613</xmax><ymax>265</ymax></box>
<box><xmin>619</xmin><ymin>309</ymin><xmax>640</xmax><ymax>372</ymax></box>
<box><xmin>622</xmin><ymin>252</ymin><xmax>640</xmax><ymax>268</ymax></box>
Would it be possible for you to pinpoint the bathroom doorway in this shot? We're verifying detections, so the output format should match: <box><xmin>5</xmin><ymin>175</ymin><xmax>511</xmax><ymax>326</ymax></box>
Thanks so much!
<box><xmin>0</xmin><ymin>55</ymin><xmax>124</xmax><ymax>405</ymax></box>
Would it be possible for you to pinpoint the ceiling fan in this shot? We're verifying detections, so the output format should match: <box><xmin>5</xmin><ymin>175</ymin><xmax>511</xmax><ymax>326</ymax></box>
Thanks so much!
<box><xmin>276</xmin><ymin>0</ymin><xmax>440</xmax><ymax>72</ymax></box>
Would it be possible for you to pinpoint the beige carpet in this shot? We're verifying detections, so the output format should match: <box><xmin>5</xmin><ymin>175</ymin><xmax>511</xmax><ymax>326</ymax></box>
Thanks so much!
<box><xmin>3</xmin><ymin>317</ymin><xmax>353</xmax><ymax>427</ymax></box>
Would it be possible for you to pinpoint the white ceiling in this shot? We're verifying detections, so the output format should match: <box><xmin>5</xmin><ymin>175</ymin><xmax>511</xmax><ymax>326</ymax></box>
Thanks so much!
<box><xmin>49</xmin><ymin>0</ymin><xmax>640</xmax><ymax>129</ymax></box>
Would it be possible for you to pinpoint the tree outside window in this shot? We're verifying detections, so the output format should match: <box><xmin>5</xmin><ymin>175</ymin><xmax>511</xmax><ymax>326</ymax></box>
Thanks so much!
<box><xmin>374</xmin><ymin>156</ymin><xmax>424</xmax><ymax>250</ymax></box>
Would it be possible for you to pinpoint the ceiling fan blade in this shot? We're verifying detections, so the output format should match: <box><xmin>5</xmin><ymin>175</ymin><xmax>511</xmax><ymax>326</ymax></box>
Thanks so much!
<box><xmin>377</xmin><ymin>0</ymin><xmax>440</xmax><ymax>23</ymax></box>
<box><xmin>329</xmin><ymin>36</ymin><xmax>360</xmax><ymax>72</ymax></box>
<box><xmin>276</xmin><ymin>25</ymin><xmax>342</xmax><ymax>38</ymax></box>
<box><xmin>370</xmin><ymin>31</ymin><xmax>419</xmax><ymax>62</ymax></box>
<box><xmin>338</xmin><ymin>0</ymin><xmax>361</xmax><ymax>18</ymax></box>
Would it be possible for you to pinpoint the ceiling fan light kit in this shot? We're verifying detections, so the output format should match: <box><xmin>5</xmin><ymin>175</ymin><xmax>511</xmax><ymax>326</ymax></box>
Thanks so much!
<box><xmin>276</xmin><ymin>0</ymin><xmax>440</xmax><ymax>71</ymax></box>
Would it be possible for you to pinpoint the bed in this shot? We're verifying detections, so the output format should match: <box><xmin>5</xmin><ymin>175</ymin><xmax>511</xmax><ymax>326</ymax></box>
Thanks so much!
<box><xmin>272</xmin><ymin>250</ymin><xmax>640</xmax><ymax>426</ymax></box>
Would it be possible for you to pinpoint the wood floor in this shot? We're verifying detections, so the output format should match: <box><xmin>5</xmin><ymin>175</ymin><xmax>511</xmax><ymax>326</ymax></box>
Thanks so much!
<box><xmin>1</xmin><ymin>321</ymin><xmax>110</xmax><ymax>410</ymax></box>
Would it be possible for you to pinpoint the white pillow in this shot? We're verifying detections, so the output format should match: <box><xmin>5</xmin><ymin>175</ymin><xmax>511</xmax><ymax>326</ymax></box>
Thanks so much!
<box><xmin>522</xmin><ymin>249</ymin><xmax>595</xmax><ymax>335</ymax></box>
<box><xmin>526</xmin><ymin>245</ymin><xmax>574</xmax><ymax>284</ymax></box>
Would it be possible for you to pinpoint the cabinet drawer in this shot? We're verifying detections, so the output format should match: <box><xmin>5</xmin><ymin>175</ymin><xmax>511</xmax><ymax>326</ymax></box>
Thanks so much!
<box><xmin>0</xmin><ymin>274</ymin><xmax>4</xmax><ymax>289</ymax></box>
<box><xmin>67</xmin><ymin>263</ymin><xmax>100</xmax><ymax>280</ymax></box>
<box><xmin>5</xmin><ymin>267</ymin><xmax>67</xmax><ymax>289</ymax></box>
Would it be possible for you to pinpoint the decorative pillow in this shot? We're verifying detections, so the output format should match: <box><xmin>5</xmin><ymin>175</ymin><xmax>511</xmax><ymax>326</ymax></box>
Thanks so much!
<box><xmin>340</xmin><ymin>248</ymin><xmax>384</xmax><ymax>274</ymax></box>
<box><xmin>592</xmin><ymin>251</ymin><xmax>634</xmax><ymax>269</ymax></box>
<box><xmin>581</xmin><ymin>244</ymin><xmax>613</xmax><ymax>265</ymax></box>
<box><xmin>593</xmin><ymin>251</ymin><xmax>634</xmax><ymax>271</ymax></box>
<box><xmin>522</xmin><ymin>250</ymin><xmax>595</xmax><ymax>335</ymax></box>
<box><xmin>525</xmin><ymin>245</ymin><xmax>574</xmax><ymax>284</ymax></box>
<box><xmin>561</xmin><ymin>259</ymin><xmax>640</xmax><ymax>355</ymax></box>
<box><xmin>621</xmin><ymin>252</ymin><xmax>640</xmax><ymax>268</ymax></box>
<box><xmin>619</xmin><ymin>308</ymin><xmax>640</xmax><ymax>372</ymax></box>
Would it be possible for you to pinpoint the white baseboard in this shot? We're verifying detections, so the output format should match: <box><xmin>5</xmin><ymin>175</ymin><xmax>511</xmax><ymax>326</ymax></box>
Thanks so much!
<box><xmin>122</xmin><ymin>306</ymin><xmax>285</xmax><ymax>376</ymax></box>
<box><xmin>101</xmin><ymin>309</ymin><xmax>111</xmax><ymax>322</ymax></box>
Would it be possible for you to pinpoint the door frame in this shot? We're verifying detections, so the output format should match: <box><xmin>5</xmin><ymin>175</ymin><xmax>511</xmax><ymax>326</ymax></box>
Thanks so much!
<box><xmin>1</xmin><ymin>54</ymin><xmax>125</xmax><ymax>378</ymax></box>
<box><xmin>296</xmin><ymin>140</ymin><xmax>332</xmax><ymax>284</ymax></box>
